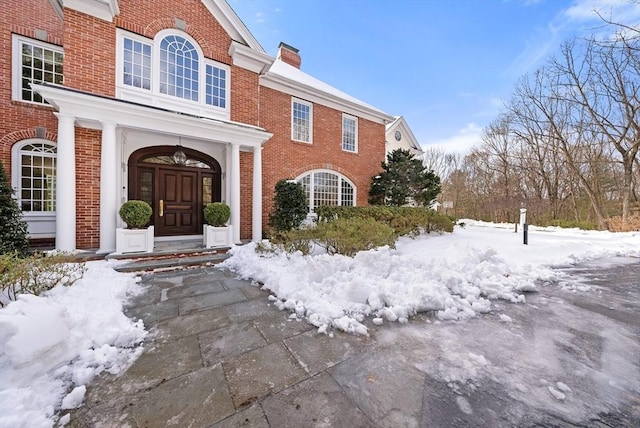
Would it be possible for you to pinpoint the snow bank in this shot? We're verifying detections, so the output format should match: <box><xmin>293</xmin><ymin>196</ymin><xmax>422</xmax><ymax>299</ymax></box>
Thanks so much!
<box><xmin>220</xmin><ymin>221</ymin><xmax>639</xmax><ymax>335</ymax></box>
<box><xmin>0</xmin><ymin>260</ymin><xmax>147</xmax><ymax>428</ymax></box>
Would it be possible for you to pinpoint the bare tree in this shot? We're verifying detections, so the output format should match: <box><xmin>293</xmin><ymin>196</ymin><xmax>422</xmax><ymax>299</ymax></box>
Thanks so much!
<box><xmin>552</xmin><ymin>38</ymin><xmax>640</xmax><ymax>220</ymax></box>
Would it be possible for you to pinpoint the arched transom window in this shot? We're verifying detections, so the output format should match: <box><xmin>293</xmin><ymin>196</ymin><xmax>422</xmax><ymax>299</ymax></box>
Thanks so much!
<box><xmin>160</xmin><ymin>35</ymin><xmax>199</xmax><ymax>101</ymax></box>
<box><xmin>296</xmin><ymin>170</ymin><xmax>355</xmax><ymax>212</ymax></box>
<box><xmin>14</xmin><ymin>141</ymin><xmax>57</xmax><ymax>212</ymax></box>
<box><xmin>117</xmin><ymin>29</ymin><xmax>229</xmax><ymax>119</ymax></box>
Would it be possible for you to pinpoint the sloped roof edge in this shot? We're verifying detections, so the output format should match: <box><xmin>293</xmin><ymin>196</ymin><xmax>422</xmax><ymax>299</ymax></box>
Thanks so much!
<box><xmin>261</xmin><ymin>59</ymin><xmax>395</xmax><ymax>124</ymax></box>
<box><xmin>202</xmin><ymin>0</ymin><xmax>265</xmax><ymax>53</ymax></box>
<box><xmin>387</xmin><ymin>116</ymin><xmax>423</xmax><ymax>153</ymax></box>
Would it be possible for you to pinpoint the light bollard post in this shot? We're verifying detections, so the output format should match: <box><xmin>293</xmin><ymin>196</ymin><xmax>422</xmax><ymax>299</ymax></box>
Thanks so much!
<box><xmin>519</xmin><ymin>208</ymin><xmax>527</xmax><ymax>245</ymax></box>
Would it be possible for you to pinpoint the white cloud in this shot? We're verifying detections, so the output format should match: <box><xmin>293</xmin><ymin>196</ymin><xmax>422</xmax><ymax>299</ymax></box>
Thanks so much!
<box><xmin>422</xmin><ymin>123</ymin><xmax>483</xmax><ymax>155</ymax></box>
<box><xmin>505</xmin><ymin>0</ymin><xmax>640</xmax><ymax>78</ymax></box>
<box><xmin>505</xmin><ymin>23</ymin><xmax>561</xmax><ymax>78</ymax></box>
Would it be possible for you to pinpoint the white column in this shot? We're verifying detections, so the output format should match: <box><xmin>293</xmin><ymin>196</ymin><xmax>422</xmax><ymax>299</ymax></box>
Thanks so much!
<box><xmin>98</xmin><ymin>122</ymin><xmax>117</xmax><ymax>254</ymax></box>
<box><xmin>230</xmin><ymin>143</ymin><xmax>241</xmax><ymax>243</ymax></box>
<box><xmin>55</xmin><ymin>113</ymin><xmax>76</xmax><ymax>251</ymax></box>
<box><xmin>252</xmin><ymin>145</ymin><xmax>263</xmax><ymax>241</ymax></box>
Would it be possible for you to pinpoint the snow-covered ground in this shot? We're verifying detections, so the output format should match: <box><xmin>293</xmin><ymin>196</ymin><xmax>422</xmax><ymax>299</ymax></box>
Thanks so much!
<box><xmin>0</xmin><ymin>220</ymin><xmax>637</xmax><ymax>427</ymax></box>
<box><xmin>0</xmin><ymin>261</ymin><xmax>146</xmax><ymax>428</ymax></box>
<box><xmin>220</xmin><ymin>219</ymin><xmax>639</xmax><ymax>335</ymax></box>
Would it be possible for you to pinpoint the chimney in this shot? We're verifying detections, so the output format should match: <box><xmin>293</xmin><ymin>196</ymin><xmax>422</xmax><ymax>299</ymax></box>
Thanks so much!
<box><xmin>277</xmin><ymin>42</ymin><xmax>301</xmax><ymax>69</ymax></box>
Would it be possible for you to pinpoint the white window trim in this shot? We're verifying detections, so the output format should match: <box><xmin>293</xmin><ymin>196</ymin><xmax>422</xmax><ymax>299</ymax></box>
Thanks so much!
<box><xmin>11</xmin><ymin>139</ymin><xmax>58</xmax><ymax>239</ymax></box>
<box><xmin>115</xmin><ymin>29</ymin><xmax>231</xmax><ymax>120</ymax></box>
<box><xmin>291</xmin><ymin>98</ymin><xmax>313</xmax><ymax>144</ymax></box>
<box><xmin>342</xmin><ymin>113</ymin><xmax>358</xmax><ymax>153</ymax></box>
<box><xmin>295</xmin><ymin>169</ymin><xmax>356</xmax><ymax>212</ymax></box>
<box><xmin>11</xmin><ymin>34</ymin><xmax>64</xmax><ymax>105</ymax></box>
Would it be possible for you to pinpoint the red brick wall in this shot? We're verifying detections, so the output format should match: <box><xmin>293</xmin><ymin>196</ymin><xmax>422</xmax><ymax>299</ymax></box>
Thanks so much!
<box><xmin>0</xmin><ymin>0</ymin><xmax>62</xmax><ymax>173</ymax></box>
<box><xmin>63</xmin><ymin>9</ymin><xmax>116</xmax><ymax>95</ymax></box>
<box><xmin>2</xmin><ymin>0</ymin><xmax>387</xmax><ymax>247</ymax></box>
<box><xmin>259</xmin><ymin>87</ymin><xmax>387</xmax><ymax>230</ymax></box>
<box><xmin>75</xmin><ymin>129</ymin><xmax>101</xmax><ymax>249</ymax></box>
<box><xmin>240</xmin><ymin>152</ymin><xmax>254</xmax><ymax>240</ymax></box>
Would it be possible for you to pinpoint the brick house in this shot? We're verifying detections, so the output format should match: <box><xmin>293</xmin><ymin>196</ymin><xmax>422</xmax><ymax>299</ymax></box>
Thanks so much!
<box><xmin>1</xmin><ymin>0</ymin><xmax>394</xmax><ymax>253</ymax></box>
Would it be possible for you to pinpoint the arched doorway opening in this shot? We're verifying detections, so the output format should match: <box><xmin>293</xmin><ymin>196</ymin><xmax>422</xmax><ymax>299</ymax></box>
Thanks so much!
<box><xmin>128</xmin><ymin>146</ymin><xmax>222</xmax><ymax>236</ymax></box>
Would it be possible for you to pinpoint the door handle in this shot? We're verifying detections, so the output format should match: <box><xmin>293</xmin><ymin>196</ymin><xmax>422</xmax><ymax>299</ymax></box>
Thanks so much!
<box><xmin>159</xmin><ymin>199</ymin><xmax>164</xmax><ymax>217</ymax></box>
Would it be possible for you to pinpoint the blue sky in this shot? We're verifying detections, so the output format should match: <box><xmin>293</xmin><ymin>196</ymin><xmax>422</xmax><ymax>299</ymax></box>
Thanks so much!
<box><xmin>229</xmin><ymin>0</ymin><xmax>640</xmax><ymax>153</ymax></box>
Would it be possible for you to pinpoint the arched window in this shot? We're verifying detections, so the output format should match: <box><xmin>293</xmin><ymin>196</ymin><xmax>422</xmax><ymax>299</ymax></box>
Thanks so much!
<box><xmin>159</xmin><ymin>35</ymin><xmax>199</xmax><ymax>101</ymax></box>
<box><xmin>296</xmin><ymin>170</ymin><xmax>355</xmax><ymax>212</ymax></box>
<box><xmin>117</xmin><ymin>29</ymin><xmax>230</xmax><ymax>119</ymax></box>
<box><xmin>13</xmin><ymin>140</ymin><xmax>57</xmax><ymax>213</ymax></box>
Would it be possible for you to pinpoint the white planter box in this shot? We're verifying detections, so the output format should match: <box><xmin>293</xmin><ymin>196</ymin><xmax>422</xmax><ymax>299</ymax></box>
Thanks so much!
<box><xmin>116</xmin><ymin>226</ymin><xmax>154</xmax><ymax>254</ymax></box>
<box><xmin>203</xmin><ymin>225</ymin><xmax>233</xmax><ymax>248</ymax></box>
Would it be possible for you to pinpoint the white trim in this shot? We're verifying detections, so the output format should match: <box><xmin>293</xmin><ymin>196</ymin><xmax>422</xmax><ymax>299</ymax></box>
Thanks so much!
<box><xmin>291</xmin><ymin>98</ymin><xmax>313</xmax><ymax>143</ymax></box>
<box><xmin>11</xmin><ymin>139</ymin><xmax>58</xmax><ymax>239</ymax></box>
<box><xmin>295</xmin><ymin>169</ymin><xmax>357</xmax><ymax>212</ymax></box>
<box><xmin>228</xmin><ymin>41</ymin><xmax>273</xmax><ymax>74</ymax></box>
<box><xmin>33</xmin><ymin>83</ymin><xmax>272</xmax><ymax>149</ymax></box>
<box><xmin>11</xmin><ymin>34</ymin><xmax>64</xmax><ymax>105</ymax></box>
<box><xmin>63</xmin><ymin>0</ymin><xmax>119</xmax><ymax>22</ymax></box>
<box><xmin>342</xmin><ymin>113</ymin><xmax>358</xmax><ymax>153</ymax></box>
<box><xmin>200</xmin><ymin>0</ymin><xmax>265</xmax><ymax>53</ymax></box>
<box><xmin>261</xmin><ymin>61</ymin><xmax>395</xmax><ymax>125</ymax></box>
<box><xmin>385</xmin><ymin>116</ymin><xmax>423</xmax><ymax>156</ymax></box>
<box><xmin>115</xmin><ymin>29</ymin><xmax>231</xmax><ymax>121</ymax></box>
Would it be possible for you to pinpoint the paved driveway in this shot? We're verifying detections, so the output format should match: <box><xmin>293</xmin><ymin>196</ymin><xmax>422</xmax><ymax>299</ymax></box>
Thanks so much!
<box><xmin>70</xmin><ymin>259</ymin><xmax>640</xmax><ymax>427</ymax></box>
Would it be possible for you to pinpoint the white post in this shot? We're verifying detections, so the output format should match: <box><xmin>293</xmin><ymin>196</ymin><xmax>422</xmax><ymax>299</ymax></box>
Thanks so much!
<box><xmin>98</xmin><ymin>122</ymin><xmax>118</xmax><ymax>254</ymax></box>
<box><xmin>252</xmin><ymin>145</ymin><xmax>263</xmax><ymax>241</ymax></box>
<box><xmin>54</xmin><ymin>113</ymin><xmax>76</xmax><ymax>251</ymax></box>
<box><xmin>519</xmin><ymin>208</ymin><xmax>527</xmax><ymax>226</ymax></box>
<box><xmin>230</xmin><ymin>142</ymin><xmax>241</xmax><ymax>244</ymax></box>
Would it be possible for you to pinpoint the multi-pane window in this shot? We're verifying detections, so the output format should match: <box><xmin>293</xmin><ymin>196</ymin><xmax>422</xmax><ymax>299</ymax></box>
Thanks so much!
<box><xmin>123</xmin><ymin>38</ymin><xmax>151</xmax><ymax>89</ymax></box>
<box><xmin>118</xmin><ymin>30</ymin><xmax>229</xmax><ymax>113</ymax></box>
<box><xmin>206</xmin><ymin>64</ymin><xmax>226</xmax><ymax>108</ymax></box>
<box><xmin>159</xmin><ymin>35</ymin><xmax>199</xmax><ymax>101</ymax></box>
<box><xmin>297</xmin><ymin>170</ymin><xmax>355</xmax><ymax>212</ymax></box>
<box><xmin>342</xmin><ymin>114</ymin><xmax>357</xmax><ymax>152</ymax></box>
<box><xmin>18</xmin><ymin>143</ymin><xmax>57</xmax><ymax>212</ymax></box>
<box><xmin>292</xmin><ymin>99</ymin><xmax>312</xmax><ymax>143</ymax></box>
<box><xmin>13</xmin><ymin>36</ymin><xmax>63</xmax><ymax>104</ymax></box>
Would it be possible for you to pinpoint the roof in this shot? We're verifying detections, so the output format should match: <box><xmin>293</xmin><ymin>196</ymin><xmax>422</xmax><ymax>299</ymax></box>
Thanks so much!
<box><xmin>262</xmin><ymin>59</ymin><xmax>395</xmax><ymax>124</ymax></box>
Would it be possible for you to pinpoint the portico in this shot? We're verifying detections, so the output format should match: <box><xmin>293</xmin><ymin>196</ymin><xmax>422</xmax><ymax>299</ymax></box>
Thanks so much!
<box><xmin>33</xmin><ymin>83</ymin><xmax>271</xmax><ymax>253</ymax></box>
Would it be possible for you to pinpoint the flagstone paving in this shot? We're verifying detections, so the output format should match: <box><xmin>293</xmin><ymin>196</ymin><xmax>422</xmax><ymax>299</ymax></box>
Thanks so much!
<box><xmin>68</xmin><ymin>262</ymin><xmax>640</xmax><ymax>427</ymax></box>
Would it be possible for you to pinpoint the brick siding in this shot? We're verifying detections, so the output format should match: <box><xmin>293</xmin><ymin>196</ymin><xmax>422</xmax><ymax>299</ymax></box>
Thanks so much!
<box><xmin>2</xmin><ymin>0</ymin><xmax>387</xmax><ymax>248</ymax></box>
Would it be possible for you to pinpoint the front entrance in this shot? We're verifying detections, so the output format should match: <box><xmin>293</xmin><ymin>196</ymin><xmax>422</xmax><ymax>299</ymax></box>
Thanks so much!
<box><xmin>128</xmin><ymin>146</ymin><xmax>222</xmax><ymax>236</ymax></box>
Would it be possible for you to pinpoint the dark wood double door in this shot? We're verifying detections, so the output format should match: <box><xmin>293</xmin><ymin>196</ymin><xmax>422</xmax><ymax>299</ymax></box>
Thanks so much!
<box><xmin>128</xmin><ymin>147</ymin><xmax>221</xmax><ymax>236</ymax></box>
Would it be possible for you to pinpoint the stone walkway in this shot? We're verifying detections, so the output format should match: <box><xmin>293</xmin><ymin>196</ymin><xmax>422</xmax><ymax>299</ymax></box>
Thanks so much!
<box><xmin>69</xmin><ymin>266</ymin><xmax>377</xmax><ymax>427</ymax></box>
<box><xmin>69</xmin><ymin>261</ymin><xmax>640</xmax><ymax>427</ymax></box>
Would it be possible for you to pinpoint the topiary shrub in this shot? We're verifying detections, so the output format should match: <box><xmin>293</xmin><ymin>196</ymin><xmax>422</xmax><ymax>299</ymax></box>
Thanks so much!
<box><xmin>204</xmin><ymin>202</ymin><xmax>231</xmax><ymax>227</ymax></box>
<box><xmin>0</xmin><ymin>160</ymin><xmax>29</xmax><ymax>257</ymax></box>
<box><xmin>269</xmin><ymin>179</ymin><xmax>308</xmax><ymax>232</ymax></box>
<box><xmin>119</xmin><ymin>200</ymin><xmax>153</xmax><ymax>229</ymax></box>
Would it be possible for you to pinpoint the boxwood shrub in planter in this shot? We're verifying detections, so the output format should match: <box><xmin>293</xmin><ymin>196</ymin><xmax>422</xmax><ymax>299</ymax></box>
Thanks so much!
<box><xmin>204</xmin><ymin>202</ymin><xmax>231</xmax><ymax>227</ymax></box>
<box><xmin>203</xmin><ymin>202</ymin><xmax>233</xmax><ymax>248</ymax></box>
<box><xmin>116</xmin><ymin>200</ymin><xmax>154</xmax><ymax>254</ymax></box>
<box><xmin>119</xmin><ymin>200</ymin><xmax>153</xmax><ymax>229</ymax></box>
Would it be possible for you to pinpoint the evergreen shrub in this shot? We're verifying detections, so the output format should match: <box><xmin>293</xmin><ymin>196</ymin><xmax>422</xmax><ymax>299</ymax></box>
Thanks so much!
<box><xmin>204</xmin><ymin>202</ymin><xmax>231</xmax><ymax>227</ymax></box>
<box><xmin>119</xmin><ymin>200</ymin><xmax>153</xmax><ymax>229</ymax></box>
<box><xmin>269</xmin><ymin>179</ymin><xmax>307</xmax><ymax>232</ymax></box>
<box><xmin>0</xmin><ymin>160</ymin><xmax>29</xmax><ymax>256</ymax></box>
<box><xmin>314</xmin><ymin>217</ymin><xmax>396</xmax><ymax>257</ymax></box>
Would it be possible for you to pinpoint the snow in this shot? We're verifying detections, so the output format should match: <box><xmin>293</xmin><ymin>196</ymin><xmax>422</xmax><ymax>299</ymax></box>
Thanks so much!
<box><xmin>219</xmin><ymin>219</ymin><xmax>639</xmax><ymax>335</ymax></box>
<box><xmin>0</xmin><ymin>220</ymin><xmax>637</xmax><ymax>427</ymax></box>
<box><xmin>0</xmin><ymin>261</ymin><xmax>146</xmax><ymax>428</ymax></box>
